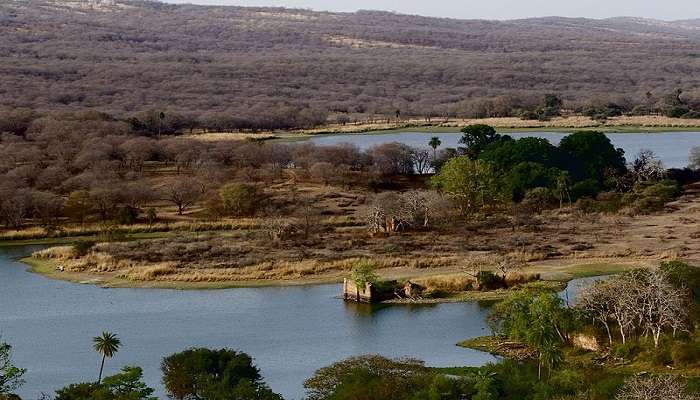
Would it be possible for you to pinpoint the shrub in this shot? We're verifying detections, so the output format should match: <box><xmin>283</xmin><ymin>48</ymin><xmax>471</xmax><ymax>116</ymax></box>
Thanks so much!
<box><xmin>570</xmin><ymin>179</ymin><xmax>600</xmax><ymax>200</ymax></box>
<box><xmin>218</xmin><ymin>183</ymin><xmax>261</xmax><ymax>216</ymax></box>
<box><xmin>72</xmin><ymin>240</ymin><xmax>96</xmax><ymax>257</ymax></box>
<box><xmin>671</xmin><ymin>342</ymin><xmax>700</xmax><ymax>367</ymax></box>
<box><xmin>476</xmin><ymin>271</ymin><xmax>505</xmax><ymax>290</ymax></box>
<box><xmin>613</xmin><ymin>341</ymin><xmax>641</xmax><ymax>360</ymax></box>
<box><xmin>522</xmin><ymin>187</ymin><xmax>557</xmax><ymax>211</ymax></box>
<box><xmin>116</xmin><ymin>206</ymin><xmax>138</xmax><ymax>225</ymax></box>
<box><xmin>652</xmin><ymin>347</ymin><xmax>673</xmax><ymax>366</ymax></box>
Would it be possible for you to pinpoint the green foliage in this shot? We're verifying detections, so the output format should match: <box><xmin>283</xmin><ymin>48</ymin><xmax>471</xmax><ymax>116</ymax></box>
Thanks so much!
<box><xmin>0</xmin><ymin>339</ymin><xmax>25</xmax><ymax>395</ymax></box>
<box><xmin>479</xmin><ymin>137</ymin><xmax>562</xmax><ymax>172</ymax></box>
<box><xmin>350</xmin><ymin>260</ymin><xmax>379</xmax><ymax>288</ymax></box>
<box><xmin>661</xmin><ymin>260</ymin><xmax>700</xmax><ymax>306</ymax></box>
<box><xmin>55</xmin><ymin>366</ymin><xmax>156</xmax><ymax>400</ymax></box>
<box><xmin>613</xmin><ymin>341</ymin><xmax>642</xmax><ymax>360</ymax></box>
<box><xmin>503</xmin><ymin>162</ymin><xmax>562</xmax><ymax>201</ymax></box>
<box><xmin>583</xmin><ymin>102</ymin><xmax>626</xmax><ymax>120</ymax></box>
<box><xmin>161</xmin><ymin>348</ymin><xmax>281</xmax><ymax>400</ymax></box>
<box><xmin>459</xmin><ymin>124</ymin><xmax>505</xmax><ymax>159</ymax></box>
<box><xmin>72</xmin><ymin>240</ymin><xmax>96</xmax><ymax>257</ymax></box>
<box><xmin>476</xmin><ymin>271</ymin><xmax>505</xmax><ymax>291</ymax></box>
<box><xmin>489</xmin><ymin>291</ymin><xmax>575</xmax><ymax>379</ymax></box>
<box><xmin>570</xmin><ymin>179</ymin><xmax>601</xmax><ymax>200</ymax></box>
<box><xmin>304</xmin><ymin>355</ymin><xmax>473</xmax><ymax>400</ymax></box>
<box><xmin>431</xmin><ymin>156</ymin><xmax>504</xmax><ymax>216</ymax></box>
<box><xmin>622</xmin><ymin>180</ymin><xmax>681</xmax><ymax>213</ymax></box>
<box><xmin>558</xmin><ymin>131</ymin><xmax>626</xmax><ymax>182</ymax></box>
<box><xmin>116</xmin><ymin>206</ymin><xmax>138</xmax><ymax>225</ymax></box>
<box><xmin>671</xmin><ymin>341</ymin><xmax>700</xmax><ymax>367</ymax></box>
<box><xmin>93</xmin><ymin>331</ymin><xmax>122</xmax><ymax>383</ymax></box>
<box><xmin>146</xmin><ymin>208</ymin><xmax>157</xmax><ymax>226</ymax></box>
<box><xmin>218</xmin><ymin>183</ymin><xmax>261</xmax><ymax>217</ymax></box>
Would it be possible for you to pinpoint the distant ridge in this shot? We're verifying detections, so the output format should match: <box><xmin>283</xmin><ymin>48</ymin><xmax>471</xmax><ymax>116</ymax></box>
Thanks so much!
<box><xmin>1</xmin><ymin>0</ymin><xmax>699</xmax><ymax>119</ymax></box>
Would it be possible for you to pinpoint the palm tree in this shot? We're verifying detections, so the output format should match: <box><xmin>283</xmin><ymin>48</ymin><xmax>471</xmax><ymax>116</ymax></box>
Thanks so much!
<box><xmin>428</xmin><ymin>136</ymin><xmax>442</xmax><ymax>161</ymax></box>
<box><xmin>93</xmin><ymin>331</ymin><xmax>121</xmax><ymax>383</ymax></box>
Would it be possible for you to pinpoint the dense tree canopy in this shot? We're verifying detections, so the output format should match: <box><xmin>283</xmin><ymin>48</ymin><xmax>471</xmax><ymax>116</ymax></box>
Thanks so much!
<box><xmin>55</xmin><ymin>367</ymin><xmax>155</xmax><ymax>400</ymax></box>
<box><xmin>161</xmin><ymin>348</ymin><xmax>282</xmax><ymax>400</ymax></box>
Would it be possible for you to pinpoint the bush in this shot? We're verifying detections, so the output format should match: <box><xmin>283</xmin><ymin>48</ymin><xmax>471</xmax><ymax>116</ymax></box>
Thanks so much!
<box><xmin>652</xmin><ymin>347</ymin><xmax>673</xmax><ymax>366</ymax></box>
<box><xmin>522</xmin><ymin>187</ymin><xmax>557</xmax><ymax>211</ymax></box>
<box><xmin>116</xmin><ymin>206</ymin><xmax>138</xmax><ymax>225</ymax></box>
<box><xmin>218</xmin><ymin>183</ymin><xmax>261</xmax><ymax>216</ymax></box>
<box><xmin>570</xmin><ymin>179</ymin><xmax>600</xmax><ymax>200</ymax></box>
<box><xmin>671</xmin><ymin>342</ymin><xmax>700</xmax><ymax>367</ymax></box>
<box><xmin>476</xmin><ymin>271</ymin><xmax>505</xmax><ymax>290</ymax></box>
<box><xmin>72</xmin><ymin>240</ymin><xmax>96</xmax><ymax>257</ymax></box>
<box><xmin>548</xmin><ymin>369</ymin><xmax>585</xmax><ymax>396</ymax></box>
<box><xmin>613</xmin><ymin>341</ymin><xmax>641</xmax><ymax>360</ymax></box>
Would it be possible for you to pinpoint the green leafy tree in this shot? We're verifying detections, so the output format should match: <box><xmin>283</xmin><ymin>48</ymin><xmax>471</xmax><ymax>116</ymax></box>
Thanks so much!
<box><xmin>459</xmin><ymin>125</ymin><xmax>504</xmax><ymax>159</ymax></box>
<box><xmin>55</xmin><ymin>366</ymin><xmax>156</xmax><ymax>400</ymax></box>
<box><xmin>479</xmin><ymin>137</ymin><xmax>562</xmax><ymax>170</ymax></box>
<box><xmin>489</xmin><ymin>292</ymin><xmax>573</xmax><ymax>380</ymax></box>
<box><xmin>0</xmin><ymin>338</ymin><xmax>25</xmax><ymax>395</ymax></box>
<box><xmin>558</xmin><ymin>131</ymin><xmax>626</xmax><ymax>182</ymax></box>
<box><xmin>218</xmin><ymin>183</ymin><xmax>260</xmax><ymax>217</ymax></box>
<box><xmin>504</xmin><ymin>162</ymin><xmax>562</xmax><ymax>201</ymax></box>
<box><xmin>161</xmin><ymin>348</ymin><xmax>282</xmax><ymax>400</ymax></box>
<box><xmin>350</xmin><ymin>260</ymin><xmax>379</xmax><ymax>288</ymax></box>
<box><xmin>472</xmin><ymin>371</ymin><xmax>497</xmax><ymax>400</ymax></box>
<box><xmin>431</xmin><ymin>156</ymin><xmax>504</xmax><ymax>216</ymax></box>
<box><xmin>93</xmin><ymin>332</ymin><xmax>121</xmax><ymax>383</ymax></box>
<box><xmin>304</xmin><ymin>355</ymin><xmax>472</xmax><ymax>400</ymax></box>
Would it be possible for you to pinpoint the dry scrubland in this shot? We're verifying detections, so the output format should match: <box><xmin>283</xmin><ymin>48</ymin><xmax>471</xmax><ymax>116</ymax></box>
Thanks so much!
<box><xmin>26</xmin><ymin>180</ymin><xmax>700</xmax><ymax>289</ymax></box>
<box><xmin>3</xmin><ymin>0</ymin><xmax>700</xmax><ymax>126</ymax></box>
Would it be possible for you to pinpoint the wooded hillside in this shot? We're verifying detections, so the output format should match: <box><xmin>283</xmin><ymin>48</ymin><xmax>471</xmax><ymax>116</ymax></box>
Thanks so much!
<box><xmin>2</xmin><ymin>0</ymin><xmax>700</xmax><ymax>125</ymax></box>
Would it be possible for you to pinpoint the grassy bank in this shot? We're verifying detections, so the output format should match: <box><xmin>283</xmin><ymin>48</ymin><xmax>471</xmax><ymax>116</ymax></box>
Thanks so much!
<box><xmin>17</xmin><ymin>245</ymin><xmax>633</xmax><ymax>294</ymax></box>
<box><xmin>189</xmin><ymin>115</ymin><xmax>700</xmax><ymax>142</ymax></box>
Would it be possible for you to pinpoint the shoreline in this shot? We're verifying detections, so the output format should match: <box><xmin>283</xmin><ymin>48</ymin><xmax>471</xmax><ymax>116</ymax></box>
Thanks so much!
<box><xmin>14</xmin><ymin>249</ymin><xmax>635</xmax><ymax>302</ymax></box>
<box><xmin>188</xmin><ymin>116</ymin><xmax>700</xmax><ymax>142</ymax></box>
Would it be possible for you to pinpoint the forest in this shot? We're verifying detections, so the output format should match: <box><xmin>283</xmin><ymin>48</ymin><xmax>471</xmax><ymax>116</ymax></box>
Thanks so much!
<box><xmin>2</xmin><ymin>0</ymin><xmax>700</xmax><ymax>130</ymax></box>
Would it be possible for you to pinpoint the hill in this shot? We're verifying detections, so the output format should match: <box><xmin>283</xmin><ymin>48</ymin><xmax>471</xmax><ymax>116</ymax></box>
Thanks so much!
<box><xmin>2</xmin><ymin>0</ymin><xmax>700</xmax><ymax>127</ymax></box>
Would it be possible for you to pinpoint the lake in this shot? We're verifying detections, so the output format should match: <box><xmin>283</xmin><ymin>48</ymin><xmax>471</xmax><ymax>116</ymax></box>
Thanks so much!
<box><xmin>306</xmin><ymin>131</ymin><xmax>700</xmax><ymax>168</ymax></box>
<box><xmin>0</xmin><ymin>246</ymin><xmax>496</xmax><ymax>400</ymax></box>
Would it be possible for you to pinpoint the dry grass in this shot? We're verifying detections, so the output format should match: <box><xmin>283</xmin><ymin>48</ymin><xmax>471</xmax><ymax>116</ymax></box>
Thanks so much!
<box><xmin>0</xmin><ymin>220</ymin><xmax>260</xmax><ymax>241</ymax></box>
<box><xmin>21</xmin><ymin>181</ymin><xmax>700</xmax><ymax>288</ymax></box>
<box><xmin>185</xmin><ymin>115</ymin><xmax>700</xmax><ymax>142</ymax></box>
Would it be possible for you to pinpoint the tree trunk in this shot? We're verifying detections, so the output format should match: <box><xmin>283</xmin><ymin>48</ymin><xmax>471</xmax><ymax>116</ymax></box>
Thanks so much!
<box><xmin>604</xmin><ymin>322</ymin><xmax>613</xmax><ymax>346</ymax></box>
<box><xmin>98</xmin><ymin>354</ymin><xmax>106</xmax><ymax>383</ymax></box>
<box><xmin>619</xmin><ymin>322</ymin><xmax>626</xmax><ymax>344</ymax></box>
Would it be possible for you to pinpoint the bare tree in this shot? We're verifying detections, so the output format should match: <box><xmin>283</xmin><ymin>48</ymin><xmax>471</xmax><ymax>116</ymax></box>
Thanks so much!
<box><xmin>161</xmin><ymin>178</ymin><xmax>202</xmax><ymax>215</ymax></box>
<box><xmin>410</xmin><ymin>148</ymin><xmax>432</xmax><ymax>175</ymax></box>
<box><xmin>578</xmin><ymin>279</ymin><xmax>616</xmax><ymax>345</ymax></box>
<box><xmin>631</xmin><ymin>149</ymin><xmax>665</xmax><ymax>182</ymax></box>
<box><xmin>616</xmin><ymin>375</ymin><xmax>698</xmax><ymax>400</ymax></box>
<box><xmin>689</xmin><ymin>146</ymin><xmax>700</xmax><ymax>170</ymax></box>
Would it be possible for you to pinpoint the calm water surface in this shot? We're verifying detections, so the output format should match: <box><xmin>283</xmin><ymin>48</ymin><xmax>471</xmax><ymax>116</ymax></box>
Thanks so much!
<box><xmin>307</xmin><ymin>131</ymin><xmax>700</xmax><ymax>168</ymax></box>
<box><xmin>0</xmin><ymin>246</ymin><xmax>495</xmax><ymax>400</ymax></box>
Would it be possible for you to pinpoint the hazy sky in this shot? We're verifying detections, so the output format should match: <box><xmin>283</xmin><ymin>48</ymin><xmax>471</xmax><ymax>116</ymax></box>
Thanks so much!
<box><xmin>164</xmin><ymin>0</ymin><xmax>700</xmax><ymax>20</ymax></box>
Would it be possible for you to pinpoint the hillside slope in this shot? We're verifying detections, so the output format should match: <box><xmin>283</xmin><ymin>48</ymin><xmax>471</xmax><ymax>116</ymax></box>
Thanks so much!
<box><xmin>2</xmin><ymin>0</ymin><xmax>700</xmax><ymax>121</ymax></box>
